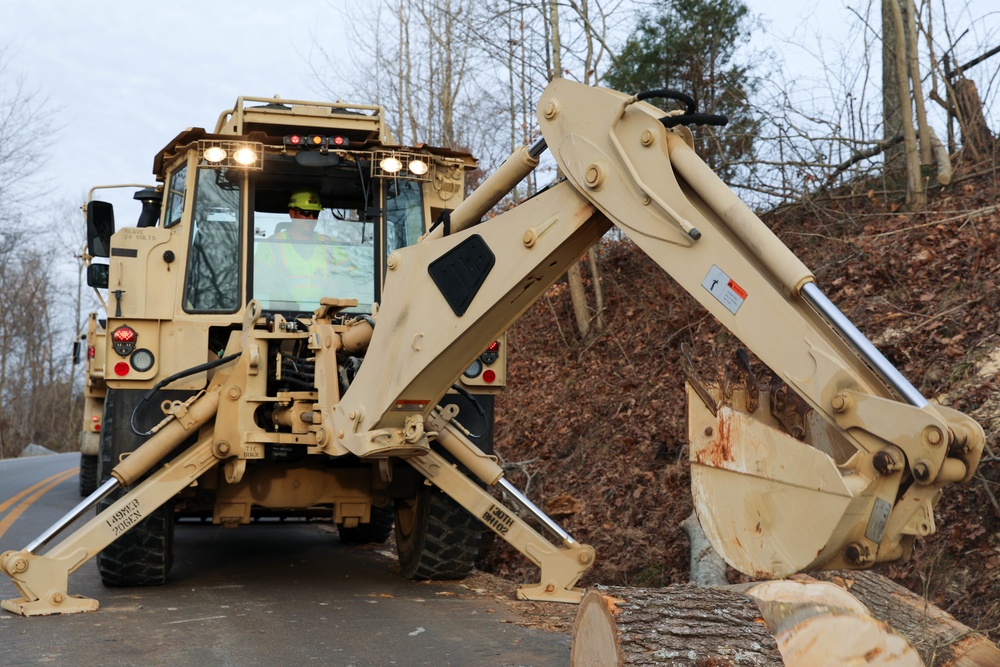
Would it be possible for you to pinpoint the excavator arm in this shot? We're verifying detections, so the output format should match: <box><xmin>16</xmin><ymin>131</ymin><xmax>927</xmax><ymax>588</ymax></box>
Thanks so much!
<box><xmin>2</xmin><ymin>80</ymin><xmax>983</xmax><ymax>615</ymax></box>
<box><xmin>325</xmin><ymin>78</ymin><xmax>982</xmax><ymax>578</ymax></box>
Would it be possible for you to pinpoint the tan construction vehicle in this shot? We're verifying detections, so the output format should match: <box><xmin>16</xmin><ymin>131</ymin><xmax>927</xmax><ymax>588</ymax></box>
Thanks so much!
<box><xmin>1</xmin><ymin>80</ymin><xmax>984</xmax><ymax>616</ymax></box>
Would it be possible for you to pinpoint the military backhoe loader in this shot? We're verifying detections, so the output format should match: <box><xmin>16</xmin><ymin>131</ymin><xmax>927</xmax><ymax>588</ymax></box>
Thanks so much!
<box><xmin>2</xmin><ymin>80</ymin><xmax>983</xmax><ymax>616</ymax></box>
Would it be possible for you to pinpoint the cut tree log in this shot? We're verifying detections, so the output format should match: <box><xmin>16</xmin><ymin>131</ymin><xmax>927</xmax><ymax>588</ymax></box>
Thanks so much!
<box><xmin>570</xmin><ymin>585</ymin><xmax>783</xmax><ymax>666</ymax></box>
<box><xmin>741</xmin><ymin>578</ymin><xmax>923</xmax><ymax>666</ymax></box>
<box><xmin>571</xmin><ymin>574</ymin><xmax>1000</xmax><ymax>666</ymax></box>
<box><xmin>809</xmin><ymin>570</ymin><xmax>1000</xmax><ymax>667</ymax></box>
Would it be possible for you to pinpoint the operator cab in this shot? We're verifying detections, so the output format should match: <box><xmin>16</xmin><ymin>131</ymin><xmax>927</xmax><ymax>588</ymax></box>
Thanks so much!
<box><xmin>166</xmin><ymin>139</ymin><xmax>434</xmax><ymax>320</ymax></box>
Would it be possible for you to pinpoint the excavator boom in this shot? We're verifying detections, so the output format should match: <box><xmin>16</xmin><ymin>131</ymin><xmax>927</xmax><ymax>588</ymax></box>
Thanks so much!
<box><xmin>331</xmin><ymin>78</ymin><xmax>982</xmax><ymax>577</ymax></box>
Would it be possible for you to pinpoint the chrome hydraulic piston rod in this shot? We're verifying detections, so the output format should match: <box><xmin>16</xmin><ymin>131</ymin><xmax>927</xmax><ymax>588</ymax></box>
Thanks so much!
<box><xmin>25</xmin><ymin>478</ymin><xmax>120</xmax><ymax>554</ymax></box>
<box><xmin>801</xmin><ymin>282</ymin><xmax>929</xmax><ymax>408</ymax></box>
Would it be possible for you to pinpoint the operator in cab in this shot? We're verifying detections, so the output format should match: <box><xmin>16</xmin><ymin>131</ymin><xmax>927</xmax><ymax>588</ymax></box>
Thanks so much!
<box><xmin>253</xmin><ymin>189</ymin><xmax>353</xmax><ymax>312</ymax></box>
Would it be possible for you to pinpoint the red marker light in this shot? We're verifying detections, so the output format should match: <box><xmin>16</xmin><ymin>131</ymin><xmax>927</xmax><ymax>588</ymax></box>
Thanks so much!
<box><xmin>483</xmin><ymin>370</ymin><xmax>496</xmax><ymax>383</ymax></box>
<box><xmin>88</xmin><ymin>346</ymin><xmax>96</xmax><ymax>359</ymax></box>
<box><xmin>287</xmin><ymin>134</ymin><xmax>302</xmax><ymax>145</ymax></box>
<box><xmin>114</xmin><ymin>362</ymin><xmax>130</xmax><ymax>376</ymax></box>
<box><xmin>332</xmin><ymin>136</ymin><xmax>346</xmax><ymax>146</ymax></box>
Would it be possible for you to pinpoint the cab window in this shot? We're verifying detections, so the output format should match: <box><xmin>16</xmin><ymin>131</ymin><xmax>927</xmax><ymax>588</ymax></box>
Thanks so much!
<box><xmin>385</xmin><ymin>179</ymin><xmax>425</xmax><ymax>255</ymax></box>
<box><xmin>253</xmin><ymin>206</ymin><xmax>375</xmax><ymax>314</ymax></box>
<box><xmin>164</xmin><ymin>163</ymin><xmax>188</xmax><ymax>229</ymax></box>
<box><xmin>182</xmin><ymin>167</ymin><xmax>242</xmax><ymax>313</ymax></box>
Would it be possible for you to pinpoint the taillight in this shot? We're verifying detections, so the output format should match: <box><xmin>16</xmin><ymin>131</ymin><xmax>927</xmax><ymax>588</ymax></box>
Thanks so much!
<box><xmin>480</xmin><ymin>340</ymin><xmax>500</xmax><ymax>365</ymax></box>
<box><xmin>111</xmin><ymin>325</ymin><xmax>138</xmax><ymax>357</ymax></box>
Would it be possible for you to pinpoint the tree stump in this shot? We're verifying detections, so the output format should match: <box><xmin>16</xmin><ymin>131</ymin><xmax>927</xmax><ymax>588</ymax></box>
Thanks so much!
<box><xmin>954</xmin><ymin>77</ymin><xmax>995</xmax><ymax>160</ymax></box>
<box><xmin>570</xmin><ymin>584</ymin><xmax>783</xmax><ymax>666</ymax></box>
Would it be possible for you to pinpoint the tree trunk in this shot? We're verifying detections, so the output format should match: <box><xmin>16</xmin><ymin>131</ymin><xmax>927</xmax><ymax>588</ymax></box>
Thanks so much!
<box><xmin>567</xmin><ymin>262</ymin><xmax>592</xmax><ymax>338</ymax></box>
<box><xmin>571</xmin><ymin>585</ymin><xmax>784</xmax><ymax>666</ymax></box>
<box><xmin>882</xmin><ymin>0</ymin><xmax>905</xmax><ymax>171</ymax></box>
<box><xmin>928</xmin><ymin>126</ymin><xmax>953</xmax><ymax>186</ymax></box>
<box><xmin>904</xmin><ymin>0</ymin><xmax>932</xmax><ymax>167</ymax></box>
<box><xmin>809</xmin><ymin>570</ymin><xmax>1000</xmax><ymax>667</ymax></box>
<box><xmin>680</xmin><ymin>510</ymin><xmax>727</xmax><ymax>586</ymax></box>
<box><xmin>887</xmin><ymin>0</ymin><xmax>925</xmax><ymax>208</ymax></box>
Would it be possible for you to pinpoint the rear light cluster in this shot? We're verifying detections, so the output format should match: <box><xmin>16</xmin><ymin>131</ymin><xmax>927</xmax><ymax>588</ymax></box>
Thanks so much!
<box><xmin>284</xmin><ymin>134</ymin><xmax>350</xmax><ymax>150</ymax></box>
<box><xmin>110</xmin><ymin>324</ymin><xmax>155</xmax><ymax>376</ymax></box>
<box><xmin>463</xmin><ymin>340</ymin><xmax>501</xmax><ymax>384</ymax></box>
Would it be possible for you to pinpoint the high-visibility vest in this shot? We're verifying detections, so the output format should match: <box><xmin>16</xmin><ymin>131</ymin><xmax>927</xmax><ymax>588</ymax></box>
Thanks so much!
<box><xmin>257</xmin><ymin>230</ymin><xmax>350</xmax><ymax>302</ymax></box>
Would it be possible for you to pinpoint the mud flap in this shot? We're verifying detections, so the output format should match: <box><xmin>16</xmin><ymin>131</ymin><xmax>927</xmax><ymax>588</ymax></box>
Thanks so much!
<box><xmin>687</xmin><ymin>383</ymin><xmax>856</xmax><ymax>578</ymax></box>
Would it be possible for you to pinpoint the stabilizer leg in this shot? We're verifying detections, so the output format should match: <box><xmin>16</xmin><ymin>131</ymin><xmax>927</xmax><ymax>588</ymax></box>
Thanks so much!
<box><xmin>1</xmin><ymin>434</ymin><xmax>220</xmax><ymax>616</ymax></box>
<box><xmin>406</xmin><ymin>449</ymin><xmax>594</xmax><ymax>604</ymax></box>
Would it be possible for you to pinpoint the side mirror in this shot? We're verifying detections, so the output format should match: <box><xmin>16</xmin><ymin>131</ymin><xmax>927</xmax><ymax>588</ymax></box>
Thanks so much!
<box><xmin>87</xmin><ymin>263</ymin><xmax>109</xmax><ymax>289</ymax></box>
<box><xmin>86</xmin><ymin>200</ymin><xmax>115</xmax><ymax>258</ymax></box>
<box><xmin>72</xmin><ymin>339</ymin><xmax>83</xmax><ymax>366</ymax></box>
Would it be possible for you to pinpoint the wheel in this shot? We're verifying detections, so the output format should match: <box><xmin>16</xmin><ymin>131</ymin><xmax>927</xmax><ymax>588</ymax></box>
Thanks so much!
<box><xmin>394</xmin><ymin>392</ymin><xmax>494</xmax><ymax>580</ymax></box>
<box><xmin>96</xmin><ymin>389</ymin><xmax>176</xmax><ymax>587</ymax></box>
<box><xmin>395</xmin><ymin>483</ymin><xmax>484</xmax><ymax>579</ymax></box>
<box><xmin>337</xmin><ymin>503</ymin><xmax>394</xmax><ymax>544</ymax></box>
<box><xmin>79</xmin><ymin>453</ymin><xmax>98</xmax><ymax>496</ymax></box>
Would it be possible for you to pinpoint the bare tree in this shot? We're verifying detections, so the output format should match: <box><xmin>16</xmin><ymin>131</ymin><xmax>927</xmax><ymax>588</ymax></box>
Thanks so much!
<box><xmin>0</xmin><ymin>46</ymin><xmax>55</xmax><ymax>232</ymax></box>
<box><xmin>735</xmin><ymin>0</ymin><xmax>994</xmax><ymax>208</ymax></box>
<box><xmin>0</xmin><ymin>48</ymin><xmax>79</xmax><ymax>458</ymax></box>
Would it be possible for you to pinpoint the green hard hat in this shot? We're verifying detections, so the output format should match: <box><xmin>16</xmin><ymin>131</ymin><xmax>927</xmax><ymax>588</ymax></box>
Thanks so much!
<box><xmin>288</xmin><ymin>190</ymin><xmax>322</xmax><ymax>212</ymax></box>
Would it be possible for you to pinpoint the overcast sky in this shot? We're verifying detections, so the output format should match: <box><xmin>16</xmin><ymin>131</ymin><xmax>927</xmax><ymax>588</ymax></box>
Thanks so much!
<box><xmin>2</xmin><ymin>1</ymin><xmax>996</xmax><ymax>225</ymax></box>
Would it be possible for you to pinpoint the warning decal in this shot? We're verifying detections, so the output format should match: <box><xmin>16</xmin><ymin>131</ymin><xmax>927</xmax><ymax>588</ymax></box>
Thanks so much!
<box><xmin>702</xmin><ymin>265</ymin><xmax>747</xmax><ymax>315</ymax></box>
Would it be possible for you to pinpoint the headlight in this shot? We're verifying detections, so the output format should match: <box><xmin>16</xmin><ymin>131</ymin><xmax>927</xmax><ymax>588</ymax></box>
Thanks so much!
<box><xmin>408</xmin><ymin>159</ymin><xmax>428</xmax><ymax>175</ymax></box>
<box><xmin>233</xmin><ymin>147</ymin><xmax>257</xmax><ymax>165</ymax></box>
<box><xmin>380</xmin><ymin>156</ymin><xmax>403</xmax><ymax>173</ymax></box>
<box><xmin>203</xmin><ymin>146</ymin><xmax>228</xmax><ymax>163</ymax></box>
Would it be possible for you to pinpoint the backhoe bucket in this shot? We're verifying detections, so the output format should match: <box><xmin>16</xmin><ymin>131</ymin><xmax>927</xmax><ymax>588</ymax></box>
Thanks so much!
<box><xmin>688</xmin><ymin>384</ymin><xmax>863</xmax><ymax>578</ymax></box>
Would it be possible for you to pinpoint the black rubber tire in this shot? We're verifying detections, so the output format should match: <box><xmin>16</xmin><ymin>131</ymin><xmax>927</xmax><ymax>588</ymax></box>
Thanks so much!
<box><xmin>395</xmin><ymin>483</ymin><xmax>483</xmax><ymax>579</ymax></box>
<box><xmin>394</xmin><ymin>392</ymin><xmax>494</xmax><ymax>580</ymax></box>
<box><xmin>96</xmin><ymin>389</ymin><xmax>176</xmax><ymax>587</ymax></box>
<box><xmin>337</xmin><ymin>503</ymin><xmax>395</xmax><ymax>545</ymax></box>
<box><xmin>79</xmin><ymin>453</ymin><xmax>98</xmax><ymax>497</ymax></box>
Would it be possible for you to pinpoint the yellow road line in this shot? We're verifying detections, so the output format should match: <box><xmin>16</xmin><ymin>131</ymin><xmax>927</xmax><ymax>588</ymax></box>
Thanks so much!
<box><xmin>0</xmin><ymin>467</ymin><xmax>79</xmax><ymax>541</ymax></box>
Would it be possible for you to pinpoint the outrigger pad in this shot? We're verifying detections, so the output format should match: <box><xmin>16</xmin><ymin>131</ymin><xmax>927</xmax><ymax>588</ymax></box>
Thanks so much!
<box><xmin>427</xmin><ymin>234</ymin><xmax>495</xmax><ymax>316</ymax></box>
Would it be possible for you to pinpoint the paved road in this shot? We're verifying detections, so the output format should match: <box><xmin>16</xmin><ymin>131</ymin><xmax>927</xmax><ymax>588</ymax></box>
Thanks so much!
<box><xmin>0</xmin><ymin>453</ymin><xmax>572</xmax><ymax>666</ymax></box>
